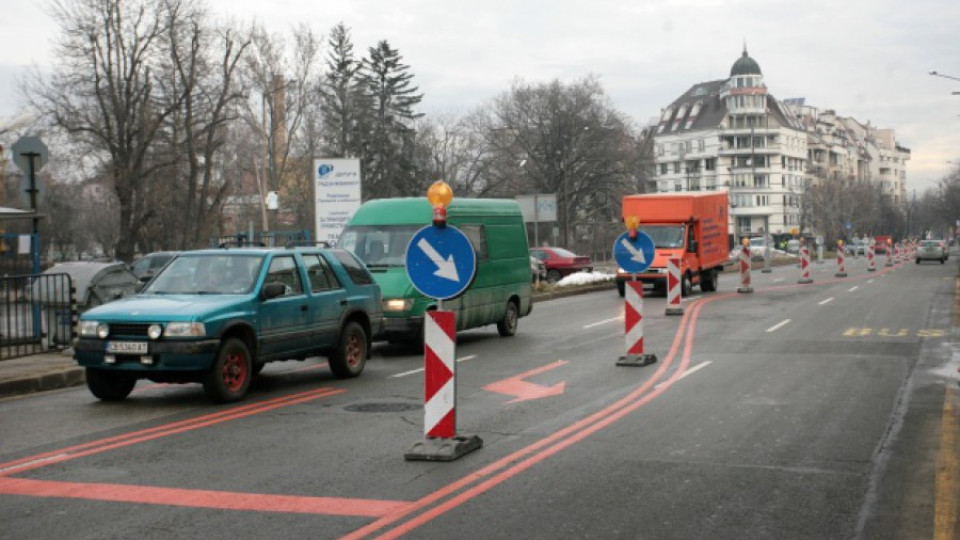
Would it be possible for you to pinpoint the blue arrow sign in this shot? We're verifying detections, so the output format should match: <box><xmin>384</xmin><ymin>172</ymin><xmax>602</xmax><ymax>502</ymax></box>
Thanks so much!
<box><xmin>613</xmin><ymin>231</ymin><xmax>655</xmax><ymax>273</ymax></box>
<box><xmin>405</xmin><ymin>225</ymin><xmax>478</xmax><ymax>300</ymax></box>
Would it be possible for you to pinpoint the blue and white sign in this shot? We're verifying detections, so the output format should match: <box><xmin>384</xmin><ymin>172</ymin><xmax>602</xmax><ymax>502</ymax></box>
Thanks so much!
<box><xmin>613</xmin><ymin>231</ymin><xmax>655</xmax><ymax>274</ymax></box>
<box><xmin>405</xmin><ymin>225</ymin><xmax>477</xmax><ymax>300</ymax></box>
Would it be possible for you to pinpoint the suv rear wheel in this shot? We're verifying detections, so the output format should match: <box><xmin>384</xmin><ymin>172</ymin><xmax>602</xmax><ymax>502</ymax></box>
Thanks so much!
<box><xmin>203</xmin><ymin>338</ymin><xmax>252</xmax><ymax>403</ymax></box>
<box><xmin>329</xmin><ymin>322</ymin><xmax>367</xmax><ymax>378</ymax></box>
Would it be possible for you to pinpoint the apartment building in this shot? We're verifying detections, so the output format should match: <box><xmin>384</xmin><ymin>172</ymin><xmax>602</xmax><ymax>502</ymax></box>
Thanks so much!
<box><xmin>653</xmin><ymin>47</ymin><xmax>808</xmax><ymax>242</ymax></box>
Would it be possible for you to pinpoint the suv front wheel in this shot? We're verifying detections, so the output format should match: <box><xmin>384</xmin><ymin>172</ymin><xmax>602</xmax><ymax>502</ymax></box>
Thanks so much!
<box><xmin>203</xmin><ymin>338</ymin><xmax>253</xmax><ymax>403</ymax></box>
<box><xmin>330</xmin><ymin>321</ymin><xmax>367</xmax><ymax>378</ymax></box>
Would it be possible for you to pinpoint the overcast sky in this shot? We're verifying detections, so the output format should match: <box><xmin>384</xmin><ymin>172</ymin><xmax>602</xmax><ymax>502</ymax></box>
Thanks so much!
<box><xmin>1</xmin><ymin>0</ymin><xmax>958</xmax><ymax>192</ymax></box>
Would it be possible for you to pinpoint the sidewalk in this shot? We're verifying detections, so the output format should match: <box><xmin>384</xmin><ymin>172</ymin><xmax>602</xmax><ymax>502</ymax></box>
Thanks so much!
<box><xmin>0</xmin><ymin>349</ymin><xmax>84</xmax><ymax>399</ymax></box>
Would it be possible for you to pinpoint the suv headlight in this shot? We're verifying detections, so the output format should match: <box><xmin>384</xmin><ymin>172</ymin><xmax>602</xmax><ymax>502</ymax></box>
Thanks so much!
<box><xmin>383</xmin><ymin>298</ymin><xmax>413</xmax><ymax>312</ymax></box>
<box><xmin>79</xmin><ymin>320</ymin><xmax>108</xmax><ymax>338</ymax></box>
<box><xmin>163</xmin><ymin>322</ymin><xmax>206</xmax><ymax>337</ymax></box>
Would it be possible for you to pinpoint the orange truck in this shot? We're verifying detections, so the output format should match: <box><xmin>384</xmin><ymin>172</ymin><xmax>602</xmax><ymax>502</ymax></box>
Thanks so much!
<box><xmin>873</xmin><ymin>235</ymin><xmax>892</xmax><ymax>255</ymax></box>
<box><xmin>616</xmin><ymin>191</ymin><xmax>730</xmax><ymax>297</ymax></box>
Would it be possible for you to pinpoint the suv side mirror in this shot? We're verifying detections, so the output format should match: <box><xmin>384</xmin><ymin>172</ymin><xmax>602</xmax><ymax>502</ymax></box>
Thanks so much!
<box><xmin>261</xmin><ymin>282</ymin><xmax>286</xmax><ymax>300</ymax></box>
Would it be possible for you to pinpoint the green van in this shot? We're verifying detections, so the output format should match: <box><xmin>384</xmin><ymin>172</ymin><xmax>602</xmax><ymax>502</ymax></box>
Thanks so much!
<box><xmin>339</xmin><ymin>197</ymin><xmax>532</xmax><ymax>343</ymax></box>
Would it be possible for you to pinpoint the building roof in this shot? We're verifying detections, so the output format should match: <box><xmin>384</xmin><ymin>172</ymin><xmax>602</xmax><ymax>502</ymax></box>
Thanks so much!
<box><xmin>730</xmin><ymin>46</ymin><xmax>762</xmax><ymax>76</ymax></box>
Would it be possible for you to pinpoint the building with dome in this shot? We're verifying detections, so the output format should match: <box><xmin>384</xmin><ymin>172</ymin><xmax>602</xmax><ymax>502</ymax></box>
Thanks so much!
<box><xmin>652</xmin><ymin>46</ymin><xmax>808</xmax><ymax>244</ymax></box>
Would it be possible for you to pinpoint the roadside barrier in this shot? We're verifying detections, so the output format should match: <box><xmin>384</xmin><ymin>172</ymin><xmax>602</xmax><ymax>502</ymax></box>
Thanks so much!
<box><xmin>798</xmin><ymin>246</ymin><xmax>813</xmax><ymax>284</ymax></box>
<box><xmin>738</xmin><ymin>244</ymin><xmax>753</xmax><ymax>293</ymax></box>
<box><xmin>617</xmin><ymin>281</ymin><xmax>657</xmax><ymax>366</ymax></box>
<box><xmin>665</xmin><ymin>257</ymin><xmax>683</xmax><ymax>315</ymax></box>
<box><xmin>885</xmin><ymin>244</ymin><xmax>893</xmax><ymax>267</ymax></box>
<box><xmin>836</xmin><ymin>243</ymin><xmax>847</xmax><ymax>278</ymax></box>
<box><xmin>405</xmin><ymin>310</ymin><xmax>482</xmax><ymax>461</ymax></box>
<box><xmin>867</xmin><ymin>241</ymin><xmax>876</xmax><ymax>272</ymax></box>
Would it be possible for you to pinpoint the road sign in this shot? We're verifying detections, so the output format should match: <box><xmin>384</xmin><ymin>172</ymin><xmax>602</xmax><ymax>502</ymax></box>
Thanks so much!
<box><xmin>11</xmin><ymin>136</ymin><xmax>48</xmax><ymax>175</ymax></box>
<box><xmin>613</xmin><ymin>231</ymin><xmax>655</xmax><ymax>274</ymax></box>
<box><xmin>405</xmin><ymin>225</ymin><xmax>477</xmax><ymax>300</ymax></box>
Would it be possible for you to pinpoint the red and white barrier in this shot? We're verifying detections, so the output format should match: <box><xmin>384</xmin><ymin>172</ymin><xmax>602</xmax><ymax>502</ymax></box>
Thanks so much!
<box><xmin>885</xmin><ymin>243</ymin><xmax>893</xmax><ymax>267</ymax></box>
<box><xmin>617</xmin><ymin>281</ymin><xmax>657</xmax><ymax>366</ymax></box>
<box><xmin>405</xmin><ymin>310</ymin><xmax>482</xmax><ymax>461</ymax></box>
<box><xmin>798</xmin><ymin>246</ymin><xmax>813</xmax><ymax>284</ymax></box>
<box><xmin>424</xmin><ymin>310</ymin><xmax>456</xmax><ymax>438</ymax></box>
<box><xmin>835</xmin><ymin>243</ymin><xmax>847</xmax><ymax>277</ymax></box>
<box><xmin>867</xmin><ymin>240</ymin><xmax>876</xmax><ymax>272</ymax></box>
<box><xmin>665</xmin><ymin>257</ymin><xmax>683</xmax><ymax>315</ymax></box>
<box><xmin>738</xmin><ymin>244</ymin><xmax>753</xmax><ymax>293</ymax></box>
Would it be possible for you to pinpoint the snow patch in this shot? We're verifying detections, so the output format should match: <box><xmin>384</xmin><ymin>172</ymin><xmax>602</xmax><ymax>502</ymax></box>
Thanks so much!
<box><xmin>556</xmin><ymin>271</ymin><xmax>615</xmax><ymax>287</ymax></box>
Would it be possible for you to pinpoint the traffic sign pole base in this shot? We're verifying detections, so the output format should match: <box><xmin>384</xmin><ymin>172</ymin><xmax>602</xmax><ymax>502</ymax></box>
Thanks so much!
<box><xmin>665</xmin><ymin>307</ymin><xmax>684</xmax><ymax>316</ymax></box>
<box><xmin>737</xmin><ymin>286</ymin><xmax>753</xmax><ymax>294</ymax></box>
<box><xmin>835</xmin><ymin>272</ymin><xmax>847</xmax><ymax>278</ymax></box>
<box><xmin>761</xmin><ymin>268</ymin><xmax>772</xmax><ymax>273</ymax></box>
<box><xmin>798</xmin><ymin>278</ymin><xmax>813</xmax><ymax>284</ymax></box>
<box><xmin>405</xmin><ymin>434</ymin><xmax>483</xmax><ymax>462</ymax></box>
<box><xmin>868</xmin><ymin>267</ymin><xmax>876</xmax><ymax>272</ymax></box>
<box><xmin>616</xmin><ymin>353</ymin><xmax>657</xmax><ymax>367</ymax></box>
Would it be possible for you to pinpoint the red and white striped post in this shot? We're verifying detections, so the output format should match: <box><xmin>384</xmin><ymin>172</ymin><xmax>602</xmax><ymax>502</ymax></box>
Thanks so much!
<box><xmin>617</xmin><ymin>281</ymin><xmax>657</xmax><ymax>366</ymax></box>
<box><xmin>835</xmin><ymin>241</ymin><xmax>848</xmax><ymax>277</ymax></box>
<box><xmin>798</xmin><ymin>245</ymin><xmax>813</xmax><ymax>284</ymax></box>
<box><xmin>885</xmin><ymin>242</ymin><xmax>893</xmax><ymax>267</ymax></box>
<box><xmin>665</xmin><ymin>257</ymin><xmax>683</xmax><ymax>315</ymax></box>
<box><xmin>738</xmin><ymin>240</ymin><xmax>753</xmax><ymax>293</ymax></box>
<box><xmin>895</xmin><ymin>243</ymin><xmax>902</xmax><ymax>264</ymax></box>
<box><xmin>867</xmin><ymin>239</ymin><xmax>876</xmax><ymax>272</ymax></box>
<box><xmin>405</xmin><ymin>310</ymin><xmax>483</xmax><ymax>461</ymax></box>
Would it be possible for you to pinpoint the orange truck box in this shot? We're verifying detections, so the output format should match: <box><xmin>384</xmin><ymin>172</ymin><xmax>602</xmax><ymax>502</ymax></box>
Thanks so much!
<box><xmin>617</xmin><ymin>192</ymin><xmax>730</xmax><ymax>296</ymax></box>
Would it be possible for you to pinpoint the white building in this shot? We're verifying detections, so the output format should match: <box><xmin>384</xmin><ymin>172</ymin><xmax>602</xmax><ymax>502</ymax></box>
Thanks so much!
<box><xmin>653</xmin><ymin>47</ymin><xmax>808</xmax><ymax>242</ymax></box>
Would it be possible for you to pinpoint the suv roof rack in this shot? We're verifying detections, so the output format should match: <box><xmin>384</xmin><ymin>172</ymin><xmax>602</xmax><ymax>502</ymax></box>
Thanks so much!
<box><xmin>217</xmin><ymin>240</ymin><xmax>267</xmax><ymax>248</ymax></box>
<box><xmin>284</xmin><ymin>241</ymin><xmax>332</xmax><ymax>249</ymax></box>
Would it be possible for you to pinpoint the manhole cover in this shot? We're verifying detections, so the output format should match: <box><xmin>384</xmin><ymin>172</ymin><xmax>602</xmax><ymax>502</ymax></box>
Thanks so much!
<box><xmin>345</xmin><ymin>402</ymin><xmax>421</xmax><ymax>413</ymax></box>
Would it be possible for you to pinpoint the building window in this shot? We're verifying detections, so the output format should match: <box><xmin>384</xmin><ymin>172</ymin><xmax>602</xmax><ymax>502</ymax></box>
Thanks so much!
<box><xmin>673</xmin><ymin>162</ymin><xmax>681</xmax><ymax>174</ymax></box>
<box><xmin>660</xmin><ymin>163</ymin><xmax>668</xmax><ymax>175</ymax></box>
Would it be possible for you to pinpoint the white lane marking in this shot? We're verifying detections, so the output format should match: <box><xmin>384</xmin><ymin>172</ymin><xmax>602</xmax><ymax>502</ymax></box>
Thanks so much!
<box><xmin>848</xmin><ymin>286</ymin><xmax>859</xmax><ymax>292</ymax></box>
<box><xmin>765</xmin><ymin>319</ymin><xmax>791</xmax><ymax>333</ymax></box>
<box><xmin>656</xmin><ymin>361</ymin><xmax>712</xmax><ymax>388</ymax></box>
<box><xmin>773</xmin><ymin>277</ymin><xmax>785</xmax><ymax>282</ymax></box>
<box><xmin>0</xmin><ymin>454</ymin><xmax>69</xmax><ymax>474</ymax></box>
<box><xmin>867</xmin><ymin>279</ymin><xmax>875</xmax><ymax>283</ymax></box>
<box><xmin>583</xmin><ymin>316</ymin><xmax>623</xmax><ymax>329</ymax></box>
<box><xmin>819</xmin><ymin>297</ymin><xmax>834</xmax><ymax>305</ymax></box>
<box><xmin>389</xmin><ymin>355</ymin><xmax>477</xmax><ymax>378</ymax></box>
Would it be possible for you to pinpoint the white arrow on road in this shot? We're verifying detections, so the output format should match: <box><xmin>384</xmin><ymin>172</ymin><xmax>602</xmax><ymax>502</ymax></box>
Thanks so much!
<box><xmin>417</xmin><ymin>238</ymin><xmax>460</xmax><ymax>282</ymax></box>
<box><xmin>621</xmin><ymin>238</ymin><xmax>647</xmax><ymax>264</ymax></box>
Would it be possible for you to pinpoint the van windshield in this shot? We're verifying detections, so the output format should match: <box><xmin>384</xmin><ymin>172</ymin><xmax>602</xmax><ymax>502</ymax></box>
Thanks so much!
<box><xmin>637</xmin><ymin>225</ymin><xmax>685</xmax><ymax>248</ymax></box>
<box><xmin>339</xmin><ymin>225</ymin><xmax>422</xmax><ymax>268</ymax></box>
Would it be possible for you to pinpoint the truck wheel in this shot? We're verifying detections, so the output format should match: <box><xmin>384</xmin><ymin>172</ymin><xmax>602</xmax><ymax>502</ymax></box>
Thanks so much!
<box><xmin>85</xmin><ymin>368</ymin><xmax>135</xmax><ymax>401</ymax></box>
<box><xmin>497</xmin><ymin>300</ymin><xmax>519</xmax><ymax>337</ymax></box>
<box><xmin>330</xmin><ymin>322</ymin><xmax>367</xmax><ymax>378</ymax></box>
<box><xmin>682</xmin><ymin>274</ymin><xmax>693</xmax><ymax>297</ymax></box>
<box><xmin>700</xmin><ymin>269</ymin><xmax>718</xmax><ymax>292</ymax></box>
<box><xmin>616</xmin><ymin>281</ymin><xmax>625</xmax><ymax>297</ymax></box>
<box><xmin>203</xmin><ymin>338</ymin><xmax>252</xmax><ymax>403</ymax></box>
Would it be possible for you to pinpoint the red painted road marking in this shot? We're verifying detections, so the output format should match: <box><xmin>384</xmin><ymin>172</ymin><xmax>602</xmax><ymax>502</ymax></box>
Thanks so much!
<box><xmin>0</xmin><ymin>387</ymin><xmax>345</xmax><ymax>476</ymax></box>
<box><xmin>0</xmin><ymin>477</ymin><xmax>410</xmax><ymax>517</ymax></box>
<box><xmin>482</xmin><ymin>360</ymin><xmax>569</xmax><ymax>403</ymax></box>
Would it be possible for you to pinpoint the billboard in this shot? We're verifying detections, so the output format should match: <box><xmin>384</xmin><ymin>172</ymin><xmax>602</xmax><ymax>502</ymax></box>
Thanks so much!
<box><xmin>314</xmin><ymin>158</ymin><xmax>362</xmax><ymax>245</ymax></box>
<box><xmin>515</xmin><ymin>194</ymin><xmax>557</xmax><ymax>223</ymax></box>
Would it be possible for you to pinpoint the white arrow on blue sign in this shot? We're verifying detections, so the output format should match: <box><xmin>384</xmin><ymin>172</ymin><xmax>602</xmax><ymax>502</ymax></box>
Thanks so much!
<box><xmin>405</xmin><ymin>225</ymin><xmax>478</xmax><ymax>300</ymax></box>
<box><xmin>613</xmin><ymin>230</ymin><xmax>656</xmax><ymax>274</ymax></box>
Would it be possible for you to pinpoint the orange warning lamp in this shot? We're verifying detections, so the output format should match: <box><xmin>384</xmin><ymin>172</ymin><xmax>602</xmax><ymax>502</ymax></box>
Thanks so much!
<box><xmin>837</xmin><ymin>239</ymin><xmax>844</xmax><ymax>248</ymax></box>
<box><xmin>741</xmin><ymin>237</ymin><xmax>750</xmax><ymax>247</ymax></box>
<box><xmin>428</xmin><ymin>180</ymin><xmax>453</xmax><ymax>227</ymax></box>
<box><xmin>625</xmin><ymin>215</ymin><xmax>640</xmax><ymax>239</ymax></box>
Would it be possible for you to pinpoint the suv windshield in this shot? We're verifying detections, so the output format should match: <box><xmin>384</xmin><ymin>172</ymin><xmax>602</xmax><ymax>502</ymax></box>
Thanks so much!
<box><xmin>144</xmin><ymin>253</ymin><xmax>265</xmax><ymax>294</ymax></box>
<box><xmin>637</xmin><ymin>225</ymin><xmax>685</xmax><ymax>248</ymax></box>
<box><xmin>339</xmin><ymin>225</ymin><xmax>422</xmax><ymax>268</ymax></box>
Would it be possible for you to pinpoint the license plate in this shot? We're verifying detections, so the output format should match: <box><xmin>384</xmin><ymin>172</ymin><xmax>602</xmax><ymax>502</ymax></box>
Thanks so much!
<box><xmin>106</xmin><ymin>341</ymin><xmax>148</xmax><ymax>354</ymax></box>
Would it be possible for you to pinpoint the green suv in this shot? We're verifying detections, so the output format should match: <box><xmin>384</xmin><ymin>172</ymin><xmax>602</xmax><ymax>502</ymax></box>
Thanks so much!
<box><xmin>74</xmin><ymin>246</ymin><xmax>383</xmax><ymax>403</ymax></box>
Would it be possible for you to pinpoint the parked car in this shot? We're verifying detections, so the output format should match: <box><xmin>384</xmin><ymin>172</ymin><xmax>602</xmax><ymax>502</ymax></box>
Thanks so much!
<box><xmin>74</xmin><ymin>246</ymin><xmax>383</xmax><ymax>403</ymax></box>
<box><xmin>845</xmin><ymin>239</ymin><xmax>866</xmax><ymax>256</ymax></box>
<box><xmin>916</xmin><ymin>240</ymin><xmax>947</xmax><ymax>264</ymax></box>
<box><xmin>786</xmin><ymin>239</ymin><xmax>801</xmax><ymax>254</ymax></box>
<box><xmin>530</xmin><ymin>255</ymin><xmax>546</xmax><ymax>283</ymax></box>
<box><xmin>129</xmin><ymin>251</ymin><xmax>179</xmax><ymax>283</ymax></box>
<box><xmin>530</xmin><ymin>247</ymin><xmax>593</xmax><ymax>283</ymax></box>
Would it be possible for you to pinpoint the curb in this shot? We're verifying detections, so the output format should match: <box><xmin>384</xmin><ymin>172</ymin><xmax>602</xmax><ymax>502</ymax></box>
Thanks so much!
<box><xmin>0</xmin><ymin>364</ymin><xmax>84</xmax><ymax>399</ymax></box>
<box><xmin>533</xmin><ymin>280</ymin><xmax>617</xmax><ymax>302</ymax></box>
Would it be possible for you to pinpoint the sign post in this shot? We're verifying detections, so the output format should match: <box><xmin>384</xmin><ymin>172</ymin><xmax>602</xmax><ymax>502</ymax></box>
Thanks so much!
<box><xmin>11</xmin><ymin>136</ymin><xmax>48</xmax><ymax>235</ymax></box>
<box><xmin>404</xmin><ymin>181</ymin><xmax>482</xmax><ymax>462</ymax></box>
<box><xmin>613</xmin><ymin>217</ymin><xmax>657</xmax><ymax>367</ymax></box>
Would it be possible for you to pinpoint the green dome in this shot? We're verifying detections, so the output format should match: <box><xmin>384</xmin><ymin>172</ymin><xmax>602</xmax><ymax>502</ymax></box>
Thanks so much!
<box><xmin>730</xmin><ymin>47</ymin><xmax>762</xmax><ymax>76</ymax></box>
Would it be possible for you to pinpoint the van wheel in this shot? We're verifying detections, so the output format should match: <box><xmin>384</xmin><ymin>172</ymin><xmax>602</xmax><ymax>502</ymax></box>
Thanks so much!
<box><xmin>203</xmin><ymin>338</ymin><xmax>252</xmax><ymax>403</ymax></box>
<box><xmin>330</xmin><ymin>322</ymin><xmax>367</xmax><ymax>378</ymax></box>
<box><xmin>497</xmin><ymin>300</ymin><xmax>519</xmax><ymax>337</ymax></box>
<box><xmin>85</xmin><ymin>368</ymin><xmax>135</xmax><ymax>401</ymax></box>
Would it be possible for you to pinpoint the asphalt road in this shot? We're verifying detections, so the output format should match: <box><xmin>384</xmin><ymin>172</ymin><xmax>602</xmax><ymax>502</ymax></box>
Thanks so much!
<box><xmin>0</xmin><ymin>253</ymin><xmax>958</xmax><ymax>539</ymax></box>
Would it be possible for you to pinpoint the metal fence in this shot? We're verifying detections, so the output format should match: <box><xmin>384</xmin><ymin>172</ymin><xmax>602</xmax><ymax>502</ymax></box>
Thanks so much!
<box><xmin>0</xmin><ymin>233</ymin><xmax>41</xmax><ymax>276</ymax></box>
<box><xmin>0</xmin><ymin>273</ymin><xmax>76</xmax><ymax>360</ymax></box>
<box><xmin>210</xmin><ymin>230</ymin><xmax>311</xmax><ymax>248</ymax></box>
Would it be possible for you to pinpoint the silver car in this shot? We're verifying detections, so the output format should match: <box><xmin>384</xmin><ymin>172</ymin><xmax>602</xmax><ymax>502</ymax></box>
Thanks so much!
<box><xmin>916</xmin><ymin>240</ymin><xmax>946</xmax><ymax>264</ymax></box>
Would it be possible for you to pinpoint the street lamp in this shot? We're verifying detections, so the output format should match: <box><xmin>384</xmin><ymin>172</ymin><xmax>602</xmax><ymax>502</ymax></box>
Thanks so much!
<box><xmin>930</xmin><ymin>70</ymin><xmax>960</xmax><ymax>94</ymax></box>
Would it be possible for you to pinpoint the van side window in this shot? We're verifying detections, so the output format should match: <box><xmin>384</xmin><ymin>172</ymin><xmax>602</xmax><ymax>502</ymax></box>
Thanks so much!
<box><xmin>266</xmin><ymin>256</ymin><xmax>304</xmax><ymax>296</ymax></box>
<box><xmin>303</xmin><ymin>254</ymin><xmax>341</xmax><ymax>292</ymax></box>
<box><xmin>460</xmin><ymin>225</ymin><xmax>489</xmax><ymax>261</ymax></box>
